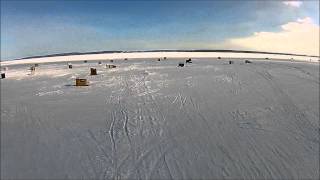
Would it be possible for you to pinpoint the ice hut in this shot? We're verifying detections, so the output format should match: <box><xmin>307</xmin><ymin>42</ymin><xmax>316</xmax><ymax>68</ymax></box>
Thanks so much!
<box><xmin>1</xmin><ymin>73</ymin><xmax>5</xmax><ymax>79</ymax></box>
<box><xmin>186</xmin><ymin>58</ymin><xmax>192</xmax><ymax>63</ymax></box>
<box><xmin>90</xmin><ymin>68</ymin><xmax>97</xmax><ymax>75</ymax></box>
<box><xmin>106</xmin><ymin>64</ymin><xmax>116</xmax><ymax>69</ymax></box>
<box><xmin>84</xmin><ymin>60</ymin><xmax>88</xmax><ymax>63</ymax></box>
<box><xmin>229</xmin><ymin>60</ymin><xmax>234</xmax><ymax>64</ymax></box>
<box><xmin>98</xmin><ymin>61</ymin><xmax>102</xmax><ymax>65</ymax></box>
<box><xmin>110</xmin><ymin>59</ymin><xmax>114</xmax><ymax>63</ymax></box>
<box><xmin>178</xmin><ymin>62</ymin><xmax>184</xmax><ymax>67</ymax></box>
<box><xmin>245</xmin><ymin>60</ymin><xmax>252</xmax><ymax>63</ymax></box>
<box><xmin>76</xmin><ymin>78</ymin><xmax>89</xmax><ymax>86</ymax></box>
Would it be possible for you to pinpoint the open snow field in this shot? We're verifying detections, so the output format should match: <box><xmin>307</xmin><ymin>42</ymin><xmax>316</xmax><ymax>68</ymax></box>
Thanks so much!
<box><xmin>1</xmin><ymin>58</ymin><xmax>319</xmax><ymax>179</ymax></box>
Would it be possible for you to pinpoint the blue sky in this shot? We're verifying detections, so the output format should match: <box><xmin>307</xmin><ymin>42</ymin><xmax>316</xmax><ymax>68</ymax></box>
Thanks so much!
<box><xmin>1</xmin><ymin>0</ymin><xmax>319</xmax><ymax>60</ymax></box>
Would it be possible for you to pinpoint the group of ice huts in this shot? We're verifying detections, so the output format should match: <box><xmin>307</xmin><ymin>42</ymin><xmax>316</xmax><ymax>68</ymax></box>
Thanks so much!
<box><xmin>0</xmin><ymin>57</ymin><xmax>256</xmax><ymax>83</ymax></box>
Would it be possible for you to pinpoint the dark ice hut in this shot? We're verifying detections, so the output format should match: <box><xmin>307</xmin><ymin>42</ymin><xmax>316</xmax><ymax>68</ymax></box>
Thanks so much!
<box><xmin>1</xmin><ymin>73</ymin><xmax>5</xmax><ymax>79</ymax></box>
<box><xmin>90</xmin><ymin>68</ymin><xmax>97</xmax><ymax>75</ymax></box>
<box><xmin>106</xmin><ymin>64</ymin><xmax>116</xmax><ymax>69</ymax></box>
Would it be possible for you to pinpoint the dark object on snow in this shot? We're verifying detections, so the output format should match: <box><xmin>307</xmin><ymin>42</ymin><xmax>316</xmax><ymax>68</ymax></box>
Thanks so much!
<box><xmin>164</xmin><ymin>57</ymin><xmax>167</xmax><ymax>60</ymax></box>
<box><xmin>186</xmin><ymin>58</ymin><xmax>192</xmax><ymax>63</ymax></box>
<box><xmin>229</xmin><ymin>60</ymin><xmax>234</xmax><ymax>64</ymax></box>
<box><xmin>76</xmin><ymin>78</ymin><xmax>89</xmax><ymax>86</ymax></box>
<box><xmin>1</xmin><ymin>73</ymin><xmax>5</xmax><ymax>79</ymax></box>
<box><xmin>265</xmin><ymin>58</ymin><xmax>269</xmax><ymax>60</ymax></box>
<box><xmin>178</xmin><ymin>62</ymin><xmax>184</xmax><ymax>67</ymax></box>
<box><xmin>34</xmin><ymin>63</ymin><xmax>39</xmax><ymax>67</ymax></box>
<box><xmin>124</xmin><ymin>58</ymin><xmax>128</xmax><ymax>61</ymax></box>
<box><xmin>84</xmin><ymin>60</ymin><xmax>88</xmax><ymax>63</ymax></box>
<box><xmin>30</xmin><ymin>66</ymin><xmax>36</xmax><ymax>71</ymax></box>
<box><xmin>68</xmin><ymin>64</ymin><xmax>73</xmax><ymax>69</ymax></box>
<box><xmin>218</xmin><ymin>57</ymin><xmax>221</xmax><ymax>59</ymax></box>
<box><xmin>158</xmin><ymin>58</ymin><xmax>161</xmax><ymax>61</ymax></box>
<box><xmin>245</xmin><ymin>60</ymin><xmax>252</xmax><ymax>64</ymax></box>
<box><xmin>98</xmin><ymin>61</ymin><xmax>102</xmax><ymax>65</ymax></box>
<box><xmin>106</xmin><ymin>64</ymin><xmax>116</xmax><ymax>68</ymax></box>
<box><xmin>90</xmin><ymin>68</ymin><xmax>97</xmax><ymax>75</ymax></box>
<box><xmin>110</xmin><ymin>59</ymin><xmax>114</xmax><ymax>63</ymax></box>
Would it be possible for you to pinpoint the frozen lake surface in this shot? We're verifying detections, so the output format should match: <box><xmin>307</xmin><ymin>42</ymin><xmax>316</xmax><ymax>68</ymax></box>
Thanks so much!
<box><xmin>1</xmin><ymin>58</ymin><xmax>319</xmax><ymax>179</ymax></box>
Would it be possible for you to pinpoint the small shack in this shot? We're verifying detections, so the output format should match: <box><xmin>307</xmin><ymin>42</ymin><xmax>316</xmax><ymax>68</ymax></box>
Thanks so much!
<box><xmin>178</xmin><ymin>62</ymin><xmax>184</xmax><ymax>67</ymax></box>
<box><xmin>76</xmin><ymin>78</ymin><xmax>89</xmax><ymax>86</ymax></box>
<box><xmin>90</xmin><ymin>68</ymin><xmax>97</xmax><ymax>75</ymax></box>
<box><xmin>158</xmin><ymin>58</ymin><xmax>161</xmax><ymax>61</ymax></box>
<box><xmin>218</xmin><ymin>57</ymin><xmax>222</xmax><ymax>59</ymax></box>
<box><xmin>245</xmin><ymin>60</ymin><xmax>252</xmax><ymax>64</ymax></box>
<box><xmin>124</xmin><ymin>58</ymin><xmax>128</xmax><ymax>61</ymax></box>
<box><xmin>1</xmin><ymin>73</ymin><xmax>5</xmax><ymax>79</ymax></box>
<box><xmin>106</xmin><ymin>64</ymin><xmax>116</xmax><ymax>69</ymax></box>
<box><xmin>229</xmin><ymin>60</ymin><xmax>234</xmax><ymax>64</ymax></box>
<box><xmin>68</xmin><ymin>64</ymin><xmax>73</xmax><ymax>69</ymax></box>
<box><xmin>110</xmin><ymin>59</ymin><xmax>114</xmax><ymax>63</ymax></box>
<box><xmin>84</xmin><ymin>60</ymin><xmax>88</xmax><ymax>63</ymax></box>
<box><xmin>163</xmin><ymin>57</ymin><xmax>167</xmax><ymax>60</ymax></box>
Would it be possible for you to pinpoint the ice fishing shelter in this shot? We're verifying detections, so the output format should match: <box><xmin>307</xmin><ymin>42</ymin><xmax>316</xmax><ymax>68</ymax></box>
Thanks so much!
<box><xmin>229</xmin><ymin>60</ymin><xmax>234</xmax><ymax>64</ymax></box>
<box><xmin>90</xmin><ymin>68</ymin><xmax>97</xmax><ymax>75</ymax></box>
<box><xmin>245</xmin><ymin>60</ymin><xmax>252</xmax><ymax>63</ymax></box>
<box><xmin>106</xmin><ymin>64</ymin><xmax>116</xmax><ymax>69</ymax></box>
<box><xmin>76</xmin><ymin>78</ymin><xmax>89</xmax><ymax>86</ymax></box>
<box><xmin>98</xmin><ymin>61</ymin><xmax>102</xmax><ymax>65</ymax></box>
<box><xmin>1</xmin><ymin>73</ymin><xmax>5</xmax><ymax>79</ymax></box>
<box><xmin>186</xmin><ymin>58</ymin><xmax>192</xmax><ymax>63</ymax></box>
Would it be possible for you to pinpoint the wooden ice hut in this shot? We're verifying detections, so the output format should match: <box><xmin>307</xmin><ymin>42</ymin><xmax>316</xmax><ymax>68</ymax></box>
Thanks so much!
<box><xmin>106</xmin><ymin>64</ymin><xmax>116</xmax><ymax>69</ymax></box>
<box><xmin>90</xmin><ymin>68</ymin><xmax>97</xmax><ymax>75</ymax></box>
<box><xmin>76</xmin><ymin>78</ymin><xmax>89</xmax><ymax>86</ymax></box>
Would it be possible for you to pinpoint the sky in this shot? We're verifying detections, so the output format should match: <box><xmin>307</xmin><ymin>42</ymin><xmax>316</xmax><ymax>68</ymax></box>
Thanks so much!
<box><xmin>1</xmin><ymin>0</ymin><xmax>319</xmax><ymax>60</ymax></box>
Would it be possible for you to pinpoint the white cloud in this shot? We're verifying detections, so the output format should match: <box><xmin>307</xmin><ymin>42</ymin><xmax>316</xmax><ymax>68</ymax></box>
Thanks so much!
<box><xmin>283</xmin><ymin>1</ymin><xmax>303</xmax><ymax>8</ymax></box>
<box><xmin>224</xmin><ymin>17</ymin><xmax>319</xmax><ymax>56</ymax></box>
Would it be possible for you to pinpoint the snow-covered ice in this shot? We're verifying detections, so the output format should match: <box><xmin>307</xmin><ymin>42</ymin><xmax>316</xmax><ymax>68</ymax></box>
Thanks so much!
<box><xmin>1</xmin><ymin>58</ymin><xmax>319</xmax><ymax>179</ymax></box>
